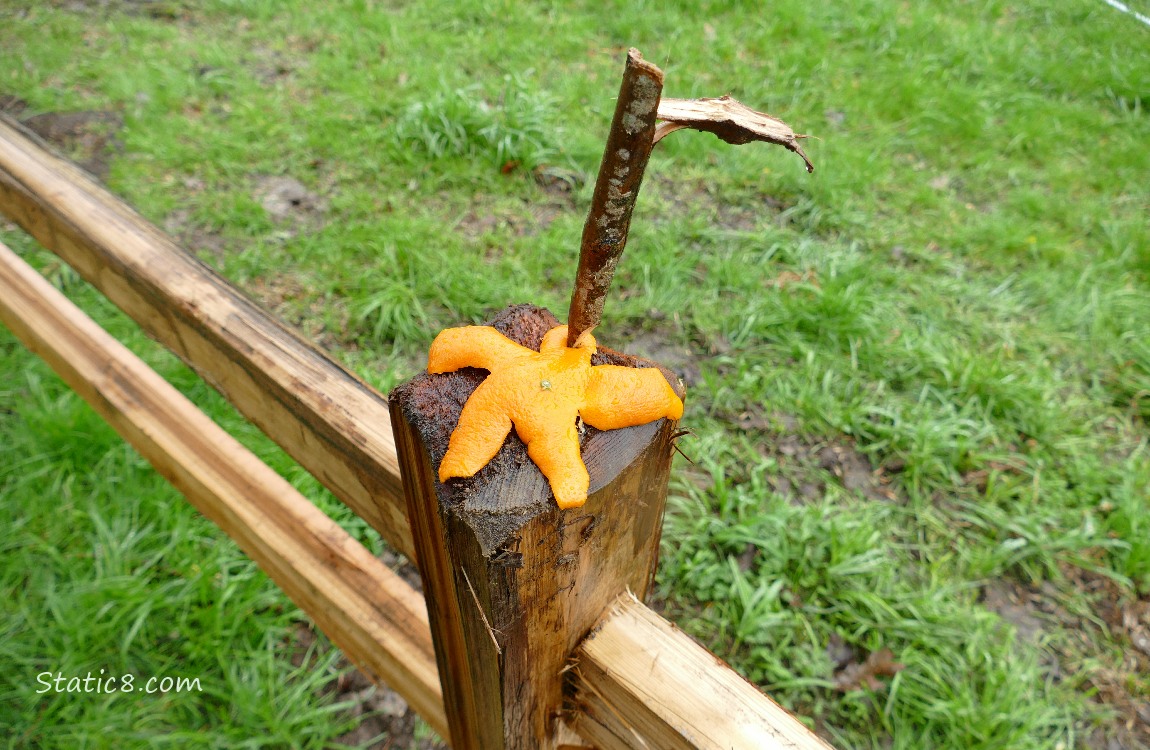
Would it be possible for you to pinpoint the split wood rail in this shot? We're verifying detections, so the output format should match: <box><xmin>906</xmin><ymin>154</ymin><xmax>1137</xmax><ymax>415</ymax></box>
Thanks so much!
<box><xmin>0</xmin><ymin>114</ymin><xmax>832</xmax><ymax>749</ymax></box>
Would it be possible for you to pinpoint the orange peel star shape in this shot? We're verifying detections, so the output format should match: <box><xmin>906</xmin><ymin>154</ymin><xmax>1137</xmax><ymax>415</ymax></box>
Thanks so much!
<box><xmin>428</xmin><ymin>324</ymin><xmax>684</xmax><ymax>509</ymax></box>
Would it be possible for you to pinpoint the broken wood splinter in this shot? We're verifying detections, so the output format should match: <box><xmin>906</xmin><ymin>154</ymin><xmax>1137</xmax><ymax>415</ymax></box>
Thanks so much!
<box><xmin>654</xmin><ymin>94</ymin><xmax>814</xmax><ymax>172</ymax></box>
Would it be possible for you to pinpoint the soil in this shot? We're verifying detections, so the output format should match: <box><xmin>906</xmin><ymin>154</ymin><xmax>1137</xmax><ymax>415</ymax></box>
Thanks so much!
<box><xmin>647</xmin><ymin>173</ymin><xmax>788</xmax><ymax>233</ymax></box>
<box><xmin>37</xmin><ymin>1</ymin><xmax>195</xmax><ymax>20</ymax></box>
<box><xmin>619</xmin><ymin>328</ymin><xmax>704</xmax><ymax>388</ymax></box>
<box><xmin>977</xmin><ymin>569</ymin><xmax>1150</xmax><ymax>750</ymax></box>
<box><xmin>165</xmin><ymin>172</ymin><xmax>329</xmax><ymax>268</ymax></box>
<box><xmin>1</xmin><ymin>95</ymin><xmax>123</xmax><ymax>181</ymax></box>
<box><xmin>454</xmin><ymin>196</ymin><xmax>563</xmax><ymax>242</ymax></box>
<box><xmin>163</xmin><ymin>207</ymin><xmax>230</xmax><ymax>261</ymax></box>
<box><xmin>1069</xmin><ymin>568</ymin><xmax>1150</xmax><ymax>750</ymax></box>
<box><xmin>244</xmin><ymin>272</ymin><xmax>308</xmax><ymax>318</ymax></box>
<box><xmin>454</xmin><ymin>166</ymin><xmax>584</xmax><ymax>246</ymax></box>
<box><xmin>289</xmin><ymin>616</ymin><xmax>448</xmax><ymax>750</ymax></box>
<box><xmin>611</xmin><ymin>315</ymin><xmax>896</xmax><ymax>506</ymax></box>
<box><xmin>252</xmin><ymin>174</ymin><xmax>327</xmax><ymax>225</ymax></box>
<box><xmin>722</xmin><ymin>402</ymin><xmax>899</xmax><ymax>504</ymax></box>
<box><xmin>981</xmin><ymin>578</ymin><xmax>1048</xmax><ymax>647</ymax></box>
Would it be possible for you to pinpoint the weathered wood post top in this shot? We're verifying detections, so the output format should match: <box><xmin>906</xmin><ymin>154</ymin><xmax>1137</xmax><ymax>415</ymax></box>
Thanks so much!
<box><xmin>390</xmin><ymin>303</ymin><xmax>683</xmax><ymax>749</ymax></box>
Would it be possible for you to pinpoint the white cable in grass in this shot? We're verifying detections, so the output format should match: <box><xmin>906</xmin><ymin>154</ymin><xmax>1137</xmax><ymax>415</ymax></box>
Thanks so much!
<box><xmin>1102</xmin><ymin>0</ymin><xmax>1150</xmax><ymax>27</ymax></box>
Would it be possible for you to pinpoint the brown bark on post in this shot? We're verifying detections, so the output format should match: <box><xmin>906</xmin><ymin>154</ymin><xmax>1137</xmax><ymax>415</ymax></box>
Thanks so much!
<box><xmin>389</xmin><ymin>305</ymin><xmax>682</xmax><ymax>749</ymax></box>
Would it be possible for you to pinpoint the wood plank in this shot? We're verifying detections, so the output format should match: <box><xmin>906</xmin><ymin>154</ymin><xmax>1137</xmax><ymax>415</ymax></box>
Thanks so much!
<box><xmin>390</xmin><ymin>304</ymin><xmax>681</xmax><ymax>750</ymax></box>
<box><xmin>0</xmin><ymin>239</ymin><xmax>447</xmax><ymax>739</ymax></box>
<box><xmin>0</xmin><ymin>115</ymin><xmax>414</xmax><ymax>560</ymax></box>
<box><xmin>569</xmin><ymin>593</ymin><xmax>834</xmax><ymax>750</ymax></box>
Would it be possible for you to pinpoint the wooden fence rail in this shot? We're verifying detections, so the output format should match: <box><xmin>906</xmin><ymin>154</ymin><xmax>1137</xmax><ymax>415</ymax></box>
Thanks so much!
<box><xmin>0</xmin><ymin>116</ymin><xmax>415</xmax><ymax>560</ymax></box>
<box><xmin>0</xmin><ymin>238</ymin><xmax>448</xmax><ymax>737</ymax></box>
<box><xmin>0</xmin><ymin>114</ymin><xmax>832</xmax><ymax>750</ymax></box>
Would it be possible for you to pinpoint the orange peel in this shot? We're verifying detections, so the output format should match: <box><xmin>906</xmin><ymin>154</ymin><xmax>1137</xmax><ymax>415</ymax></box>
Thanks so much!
<box><xmin>428</xmin><ymin>324</ymin><xmax>684</xmax><ymax>509</ymax></box>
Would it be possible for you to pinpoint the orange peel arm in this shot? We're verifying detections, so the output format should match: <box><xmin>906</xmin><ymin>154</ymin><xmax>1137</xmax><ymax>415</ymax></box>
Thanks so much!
<box><xmin>539</xmin><ymin>324</ymin><xmax>597</xmax><ymax>354</ymax></box>
<box><xmin>438</xmin><ymin>378</ymin><xmax>513</xmax><ymax>481</ymax></box>
<box><xmin>428</xmin><ymin>326</ymin><xmax>532</xmax><ymax>374</ymax></box>
<box><xmin>581</xmin><ymin>365</ymin><xmax>684</xmax><ymax>431</ymax></box>
<box><xmin>525</xmin><ymin>427</ymin><xmax>590</xmax><ymax>510</ymax></box>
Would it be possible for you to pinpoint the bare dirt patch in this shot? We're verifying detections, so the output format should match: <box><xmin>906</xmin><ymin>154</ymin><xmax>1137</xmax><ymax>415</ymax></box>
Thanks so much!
<box><xmin>39</xmin><ymin>0</ymin><xmax>196</xmax><ymax>21</ymax></box>
<box><xmin>612</xmin><ymin>316</ymin><xmax>896</xmax><ymax>504</ymax></box>
<box><xmin>253</xmin><ymin>175</ymin><xmax>327</xmax><ymax>226</ymax></box>
<box><xmin>724</xmin><ymin>404</ymin><xmax>898</xmax><ymax>504</ymax></box>
<box><xmin>1</xmin><ymin>95</ymin><xmax>123</xmax><ymax>181</ymax></box>
<box><xmin>455</xmin><ymin>167</ymin><xmax>584</xmax><ymax>247</ymax></box>
<box><xmin>246</xmin><ymin>43</ymin><xmax>303</xmax><ymax>87</ymax></box>
<box><xmin>979</xmin><ymin>569</ymin><xmax>1150</xmax><ymax>750</ymax></box>
<box><xmin>245</xmin><ymin>273</ymin><xmax>307</xmax><ymax>316</ymax></box>
<box><xmin>0</xmin><ymin>95</ymin><xmax>28</xmax><ymax>117</ymax></box>
<box><xmin>454</xmin><ymin>199</ymin><xmax>549</xmax><ymax>242</ymax></box>
<box><xmin>288</xmin><ymin>619</ymin><xmax>447</xmax><ymax>750</ymax></box>
<box><xmin>646</xmin><ymin>174</ymin><xmax>787</xmax><ymax>232</ymax></box>
<box><xmin>618</xmin><ymin>327</ymin><xmax>703</xmax><ymax>388</ymax></box>
<box><xmin>157</xmin><ymin>173</ymin><xmax>230</xmax><ymax>261</ymax></box>
<box><xmin>162</xmin><ymin>193</ymin><xmax>230</xmax><ymax>261</ymax></box>
<box><xmin>242</xmin><ymin>271</ymin><xmax>358</xmax><ymax>354</ymax></box>
<box><xmin>980</xmin><ymin>578</ymin><xmax>1048</xmax><ymax>647</ymax></box>
<box><xmin>1070</xmin><ymin>568</ymin><xmax>1150</xmax><ymax>750</ymax></box>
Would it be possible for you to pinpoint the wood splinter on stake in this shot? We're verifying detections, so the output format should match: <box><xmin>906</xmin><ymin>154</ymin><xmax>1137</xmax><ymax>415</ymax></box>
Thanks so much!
<box><xmin>389</xmin><ymin>47</ymin><xmax>812</xmax><ymax>750</ymax></box>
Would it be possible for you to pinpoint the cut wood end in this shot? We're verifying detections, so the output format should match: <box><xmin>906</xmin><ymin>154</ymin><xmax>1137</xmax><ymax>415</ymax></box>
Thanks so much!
<box><xmin>655</xmin><ymin>95</ymin><xmax>814</xmax><ymax>173</ymax></box>
<box><xmin>626</xmin><ymin>47</ymin><xmax>665</xmax><ymax>83</ymax></box>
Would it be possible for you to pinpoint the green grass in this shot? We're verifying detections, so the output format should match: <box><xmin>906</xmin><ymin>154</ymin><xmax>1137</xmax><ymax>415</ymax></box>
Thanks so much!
<box><xmin>2</xmin><ymin>0</ymin><xmax>1148</xmax><ymax>747</ymax></box>
<box><xmin>0</xmin><ymin>279</ymin><xmax>371</xmax><ymax>748</ymax></box>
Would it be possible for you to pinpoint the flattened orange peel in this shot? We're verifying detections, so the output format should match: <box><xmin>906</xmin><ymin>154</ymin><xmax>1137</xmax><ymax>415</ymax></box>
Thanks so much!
<box><xmin>428</xmin><ymin>323</ymin><xmax>683</xmax><ymax>509</ymax></box>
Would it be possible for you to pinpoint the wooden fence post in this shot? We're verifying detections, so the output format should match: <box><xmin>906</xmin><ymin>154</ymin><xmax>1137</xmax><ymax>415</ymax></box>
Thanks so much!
<box><xmin>389</xmin><ymin>304</ymin><xmax>682</xmax><ymax>750</ymax></box>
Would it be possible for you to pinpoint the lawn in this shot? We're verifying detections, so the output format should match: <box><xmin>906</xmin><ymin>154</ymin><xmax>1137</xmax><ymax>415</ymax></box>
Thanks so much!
<box><xmin>1</xmin><ymin>1</ymin><xmax>1148</xmax><ymax>748</ymax></box>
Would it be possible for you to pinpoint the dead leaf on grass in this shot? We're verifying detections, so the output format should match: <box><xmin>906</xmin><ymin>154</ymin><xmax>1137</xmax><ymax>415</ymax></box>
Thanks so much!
<box><xmin>654</xmin><ymin>95</ymin><xmax>814</xmax><ymax>173</ymax></box>
<box><xmin>1124</xmin><ymin>599</ymin><xmax>1150</xmax><ymax>658</ymax></box>
<box><xmin>833</xmin><ymin>647</ymin><xmax>905</xmax><ymax>692</ymax></box>
<box><xmin>767</xmin><ymin>269</ymin><xmax>819</xmax><ymax>289</ymax></box>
